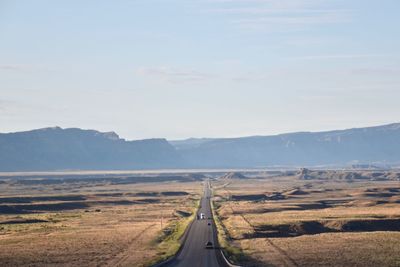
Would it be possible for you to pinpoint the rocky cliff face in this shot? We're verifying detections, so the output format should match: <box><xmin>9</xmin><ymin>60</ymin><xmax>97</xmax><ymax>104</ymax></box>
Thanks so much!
<box><xmin>172</xmin><ymin>123</ymin><xmax>400</xmax><ymax>168</ymax></box>
<box><xmin>1</xmin><ymin>123</ymin><xmax>400</xmax><ymax>171</ymax></box>
<box><xmin>0</xmin><ymin>127</ymin><xmax>182</xmax><ymax>171</ymax></box>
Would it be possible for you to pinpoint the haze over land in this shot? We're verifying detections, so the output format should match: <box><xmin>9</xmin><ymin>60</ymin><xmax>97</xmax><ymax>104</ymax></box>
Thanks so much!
<box><xmin>1</xmin><ymin>1</ymin><xmax>400</xmax><ymax>139</ymax></box>
<box><xmin>1</xmin><ymin>123</ymin><xmax>399</xmax><ymax>171</ymax></box>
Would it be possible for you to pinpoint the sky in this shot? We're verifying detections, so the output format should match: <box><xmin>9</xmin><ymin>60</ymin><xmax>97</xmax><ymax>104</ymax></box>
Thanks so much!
<box><xmin>1</xmin><ymin>0</ymin><xmax>400</xmax><ymax>140</ymax></box>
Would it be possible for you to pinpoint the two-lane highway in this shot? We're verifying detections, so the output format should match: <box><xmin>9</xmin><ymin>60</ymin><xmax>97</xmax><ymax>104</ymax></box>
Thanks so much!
<box><xmin>164</xmin><ymin>180</ymin><xmax>223</xmax><ymax>267</ymax></box>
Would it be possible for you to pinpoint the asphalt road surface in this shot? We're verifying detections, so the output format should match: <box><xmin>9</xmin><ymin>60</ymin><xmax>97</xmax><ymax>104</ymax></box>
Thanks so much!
<box><xmin>164</xmin><ymin>180</ymin><xmax>224</xmax><ymax>267</ymax></box>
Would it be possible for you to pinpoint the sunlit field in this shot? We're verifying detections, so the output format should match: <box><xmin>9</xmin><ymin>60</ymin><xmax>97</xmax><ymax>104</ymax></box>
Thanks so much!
<box><xmin>213</xmin><ymin>171</ymin><xmax>400</xmax><ymax>266</ymax></box>
<box><xmin>0</xmin><ymin>173</ymin><xmax>203</xmax><ymax>267</ymax></box>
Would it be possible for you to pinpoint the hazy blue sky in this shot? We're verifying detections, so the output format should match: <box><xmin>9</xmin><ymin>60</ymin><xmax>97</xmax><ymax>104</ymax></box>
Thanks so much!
<box><xmin>1</xmin><ymin>0</ymin><xmax>399</xmax><ymax>140</ymax></box>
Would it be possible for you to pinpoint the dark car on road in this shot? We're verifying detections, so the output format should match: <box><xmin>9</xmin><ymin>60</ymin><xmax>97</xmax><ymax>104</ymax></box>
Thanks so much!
<box><xmin>205</xmin><ymin>241</ymin><xmax>213</xmax><ymax>249</ymax></box>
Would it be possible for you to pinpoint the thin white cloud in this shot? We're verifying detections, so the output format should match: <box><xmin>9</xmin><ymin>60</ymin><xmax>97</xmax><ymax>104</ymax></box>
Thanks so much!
<box><xmin>232</xmin><ymin>12</ymin><xmax>348</xmax><ymax>30</ymax></box>
<box><xmin>208</xmin><ymin>7</ymin><xmax>343</xmax><ymax>15</ymax></box>
<box><xmin>204</xmin><ymin>0</ymin><xmax>351</xmax><ymax>31</ymax></box>
<box><xmin>0</xmin><ymin>99</ymin><xmax>16</xmax><ymax>113</ymax></box>
<box><xmin>0</xmin><ymin>64</ymin><xmax>28</xmax><ymax>71</ymax></box>
<box><xmin>351</xmin><ymin>68</ymin><xmax>400</xmax><ymax>76</ymax></box>
<box><xmin>0</xmin><ymin>64</ymin><xmax>49</xmax><ymax>72</ymax></box>
<box><xmin>136</xmin><ymin>67</ymin><xmax>215</xmax><ymax>83</ymax></box>
<box><xmin>0</xmin><ymin>100</ymin><xmax>5</xmax><ymax>111</ymax></box>
<box><xmin>289</xmin><ymin>54</ymin><xmax>384</xmax><ymax>61</ymax></box>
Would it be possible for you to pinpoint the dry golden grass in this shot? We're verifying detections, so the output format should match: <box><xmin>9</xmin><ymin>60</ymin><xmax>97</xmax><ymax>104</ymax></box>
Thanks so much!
<box><xmin>213</xmin><ymin>174</ymin><xmax>400</xmax><ymax>267</ymax></box>
<box><xmin>238</xmin><ymin>232</ymin><xmax>400</xmax><ymax>267</ymax></box>
<box><xmin>0</xmin><ymin>177</ymin><xmax>202</xmax><ymax>267</ymax></box>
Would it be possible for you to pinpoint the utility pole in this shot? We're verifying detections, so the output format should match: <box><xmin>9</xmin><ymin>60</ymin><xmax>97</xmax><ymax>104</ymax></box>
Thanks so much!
<box><xmin>160</xmin><ymin>210</ymin><xmax>163</xmax><ymax>230</ymax></box>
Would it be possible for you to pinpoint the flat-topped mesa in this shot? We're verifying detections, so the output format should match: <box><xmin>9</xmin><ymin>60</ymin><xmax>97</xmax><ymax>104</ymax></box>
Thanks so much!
<box><xmin>0</xmin><ymin>127</ymin><xmax>180</xmax><ymax>171</ymax></box>
<box><xmin>297</xmin><ymin>169</ymin><xmax>400</xmax><ymax>181</ymax></box>
<box><xmin>297</xmin><ymin>168</ymin><xmax>311</xmax><ymax>180</ymax></box>
<box><xmin>220</xmin><ymin>172</ymin><xmax>248</xmax><ymax>180</ymax></box>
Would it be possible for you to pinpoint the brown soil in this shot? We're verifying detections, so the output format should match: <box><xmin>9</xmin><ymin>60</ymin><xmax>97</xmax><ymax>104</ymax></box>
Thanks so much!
<box><xmin>247</xmin><ymin>219</ymin><xmax>400</xmax><ymax>238</ymax></box>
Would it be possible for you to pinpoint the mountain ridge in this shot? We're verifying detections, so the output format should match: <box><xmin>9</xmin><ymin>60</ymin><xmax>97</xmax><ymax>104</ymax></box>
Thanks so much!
<box><xmin>169</xmin><ymin>122</ymin><xmax>400</xmax><ymax>168</ymax></box>
<box><xmin>1</xmin><ymin>123</ymin><xmax>400</xmax><ymax>171</ymax></box>
<box><xmin>170</xmin><ymin>122</ymin><xmax>400</xmax><ymax>145</ymax></box>
<box><xmin>0</xmin><ymin>127</ymin><xmax>181</xmax><ymax>171</ymax></box>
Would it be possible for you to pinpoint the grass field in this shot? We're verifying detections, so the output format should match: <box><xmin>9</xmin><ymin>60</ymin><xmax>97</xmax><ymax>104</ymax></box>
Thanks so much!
<box><xmin>0</xmin><ymin>173</ymin><xmax>203</xmax><ymax>267</ymax></box>
<box><xmin>213</xmin><ymin>171</ymin><xmax>400</xmax><ymax>267</ymax></box>
<box><xmin>2</xmin><ymin>170</ymin><xmax>399</xmax><ymax>267</ymax></box>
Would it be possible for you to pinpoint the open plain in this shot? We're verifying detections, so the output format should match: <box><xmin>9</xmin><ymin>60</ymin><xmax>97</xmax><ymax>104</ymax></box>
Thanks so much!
<box><xmin>0</xmin><ymin>173</ymin><xmax>203</xmax><ymax>267</ymax></box>
<box><xmin>213</xmin><ymin>170</ymin><xmax>400</xmax><ymax>267</ymax></box>
<box><xmin>1</xmin><ymin>169</ymin><xmax>400</xmax><ymax>267</ymax></box>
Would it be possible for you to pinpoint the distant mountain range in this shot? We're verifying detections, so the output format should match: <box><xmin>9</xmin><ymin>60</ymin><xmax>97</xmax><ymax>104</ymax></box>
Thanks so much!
<box><xmin>1</xmin><ymin>123</ymin><xmax>400</xmax><ymax>171</ymax></box>
<box><xmin>173</xmin><ymin>123</ymin><xmax>400</xmax><ymax>168</ymax></box>
<box><xmin>0</xmin><ymin>127</ymin><xmax>181</xmax><ymax>171</ymax></box>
